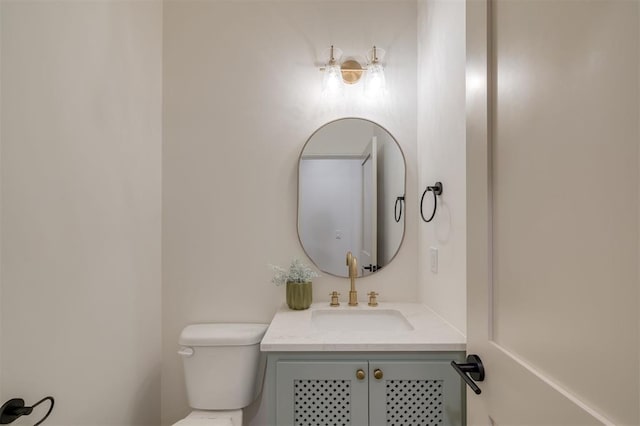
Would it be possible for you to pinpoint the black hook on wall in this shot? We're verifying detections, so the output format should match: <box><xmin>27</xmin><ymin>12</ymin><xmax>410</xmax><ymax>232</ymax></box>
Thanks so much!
<box><xmin>420</xmin><ymin>182</ymin><xmax>443</xmax><ymax>223</ymax></box>
<box><xmin>394</xmin><ymin>196</ymin><xmax>405</xmax><ymax>223</ymax></box>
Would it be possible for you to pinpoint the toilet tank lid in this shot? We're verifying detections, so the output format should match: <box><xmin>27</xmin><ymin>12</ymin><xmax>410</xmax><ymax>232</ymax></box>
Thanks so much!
<box><xmin>179</xmin><ymin>323</ymin><xmax>269</xmax><ymax>346</ymax></box>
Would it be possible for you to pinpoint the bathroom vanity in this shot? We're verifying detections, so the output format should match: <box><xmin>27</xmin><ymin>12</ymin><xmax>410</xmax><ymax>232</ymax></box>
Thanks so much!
<box><xmin>261</xmin><ymin>303</ymin><xmax>467</xmax><ymax>426</ymax></box>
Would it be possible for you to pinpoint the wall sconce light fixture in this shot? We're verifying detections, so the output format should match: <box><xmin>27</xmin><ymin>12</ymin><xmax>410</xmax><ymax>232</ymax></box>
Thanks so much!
<box><xmin>322</xmin><ymin>45</ymin><xmax>345</xmax><ymax>96</ymax></box>
<box><xmin>320</xmin><ymin>45</ymin><xmax>386</xmax><ymax>96</ymax></box>
<box><xmin>364</xmin><ymin>46</ymin><xmax>386</xmax><ymax>97</ymax></box>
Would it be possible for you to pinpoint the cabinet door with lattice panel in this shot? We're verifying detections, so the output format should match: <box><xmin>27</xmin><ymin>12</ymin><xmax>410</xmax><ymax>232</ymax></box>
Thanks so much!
<box><xmin>368</xmin><ymin>361</ymin><xmax>463</xmax><ymax>426</ymax></box>
<box><xmin>276</xmin><ymin>361</ymin><xmax>369</xmax><ymax>426</ymax></box>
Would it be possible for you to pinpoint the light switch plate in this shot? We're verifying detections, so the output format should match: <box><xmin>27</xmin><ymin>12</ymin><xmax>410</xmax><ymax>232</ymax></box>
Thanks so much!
<box><xmin>430</xmin><ymin>247</ymin><xmax>438</xmax><ymax>273</ymax></box>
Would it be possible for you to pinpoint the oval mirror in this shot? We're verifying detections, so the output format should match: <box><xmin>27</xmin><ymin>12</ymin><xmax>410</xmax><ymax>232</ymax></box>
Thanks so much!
<box><xmin>298</xmin><ymin>118</ymin><xmax>406</xmax><ymax>278</ymax></box>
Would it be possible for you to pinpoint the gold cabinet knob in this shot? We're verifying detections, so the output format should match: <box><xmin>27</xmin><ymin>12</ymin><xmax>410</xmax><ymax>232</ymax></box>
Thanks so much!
<box><xmin>374</xmin><ymin>369</ymin><xmax>383</xmax><ymax>380</ymax></box>
<box><xmin>356</xmin><ymin>369</ymin><xmax>366</xmax><ymax>380</ymax></box>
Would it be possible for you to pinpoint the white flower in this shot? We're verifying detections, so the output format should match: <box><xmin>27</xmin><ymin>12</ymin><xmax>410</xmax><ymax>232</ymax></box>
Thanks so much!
<box><xmin>269</xmin><ymin>259</ymin><xmax>319</xmax><ymax>286</ymax></box>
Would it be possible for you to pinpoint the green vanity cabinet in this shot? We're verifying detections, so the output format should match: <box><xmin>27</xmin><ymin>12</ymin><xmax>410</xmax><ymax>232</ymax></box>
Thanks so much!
<box><xmin>268</xmin><ymin>352</ymin><xmax>465</xmax><ymax>426</ymax></box>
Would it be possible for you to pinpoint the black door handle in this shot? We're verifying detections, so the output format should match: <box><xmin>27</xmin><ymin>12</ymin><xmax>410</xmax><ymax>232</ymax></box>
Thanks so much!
<box><xmin>451</xmin><ymin>354</ymin><xmax>485</xmax><ymax>395</ymax></box>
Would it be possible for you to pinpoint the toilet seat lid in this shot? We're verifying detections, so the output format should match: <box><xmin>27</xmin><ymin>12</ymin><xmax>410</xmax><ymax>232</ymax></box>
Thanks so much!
<box><xmin>179</xmin><ymin>323</ymin><xmax>268</xmax><ymax>346</ymax></box>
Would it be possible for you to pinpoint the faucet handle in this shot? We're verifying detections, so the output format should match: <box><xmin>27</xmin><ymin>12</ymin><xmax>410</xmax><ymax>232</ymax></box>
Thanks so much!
<box><xmin>329</xmin><ymin>291</ymin><xmax>340</xmax><ymax>307</ymax></box>
<box><xmin>367</xmin><ymin>291</ymin><xmax>379</xmax><ymax>307</ymax></box>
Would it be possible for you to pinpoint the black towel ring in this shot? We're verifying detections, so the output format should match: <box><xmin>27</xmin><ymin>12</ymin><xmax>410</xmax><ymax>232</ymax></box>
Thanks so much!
<box><xmin>420</xmin><ymin>182</ymin><xmax>443</xmax><ymax>223</ymax></box>
<box><xmin>394</xmin><ymin>196</ymin><xmax>405</xmax><ymax>223</ymax></box>
<box><xmin>0</xmin><ymin>396</ymin><xmax>54</xmax><ymax>426</ymax></box>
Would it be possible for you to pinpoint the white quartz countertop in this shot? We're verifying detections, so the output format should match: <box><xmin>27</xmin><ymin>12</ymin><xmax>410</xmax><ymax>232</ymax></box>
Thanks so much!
<box><xmin>260</xmin><ymin>302</ymin><xmax>466</xmax><ymax>352</ymax></box>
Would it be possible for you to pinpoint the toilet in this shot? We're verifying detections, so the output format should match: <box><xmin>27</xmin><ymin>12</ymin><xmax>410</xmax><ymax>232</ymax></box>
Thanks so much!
<box><xmin>174</xmin><ymin>323</ymin><xmax>269</xmax><ymax>426</ymax></box>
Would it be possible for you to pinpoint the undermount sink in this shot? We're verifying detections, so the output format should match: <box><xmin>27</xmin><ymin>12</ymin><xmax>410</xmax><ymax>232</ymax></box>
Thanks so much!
<box><xmin>311</xmin><ymin>309</ymin><xmax>414</xmax><ymax>332</ymax></box>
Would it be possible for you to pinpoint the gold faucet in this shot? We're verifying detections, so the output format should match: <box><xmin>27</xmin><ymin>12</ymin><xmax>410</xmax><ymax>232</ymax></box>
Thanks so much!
<box><xmin>346</xmin><ymin>251</ymin><xmax>358</xmax><ymax>306</ymax></box>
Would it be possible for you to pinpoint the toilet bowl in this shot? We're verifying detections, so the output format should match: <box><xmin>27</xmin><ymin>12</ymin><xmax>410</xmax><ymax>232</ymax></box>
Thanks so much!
<box><xmin>172</xmin><ymin>323</ymin><xmax>268</xmax><ymax>426</ymax></box>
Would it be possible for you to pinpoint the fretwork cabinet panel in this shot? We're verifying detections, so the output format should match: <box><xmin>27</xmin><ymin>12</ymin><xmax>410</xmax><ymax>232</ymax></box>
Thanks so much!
<box><xmin>368</xmin><ymin>361</ymin><xmax>463</xmax><ymax>426</ymax></box>
<box><xmin>276</xmin><ymin>361</ymin><xmax>370</xmax><ymax>426</ymax></box>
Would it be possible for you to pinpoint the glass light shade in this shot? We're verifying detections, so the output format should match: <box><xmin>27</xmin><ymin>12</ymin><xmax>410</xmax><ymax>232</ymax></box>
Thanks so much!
<box><xmin>322</xmin><ymin>63</ymin><xmax>344</xmax><ymax>97</ymax></box>
<box><xmin>364</xmin><ymin>62</ymin><xmax>386</xmax><ymax>97</ymax></box>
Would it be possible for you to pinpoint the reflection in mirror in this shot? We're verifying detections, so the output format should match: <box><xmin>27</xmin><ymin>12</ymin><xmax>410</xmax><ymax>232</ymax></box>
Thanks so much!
<box><xmin>298</xmin><ymin>118</ymin><xmax>406</xmax><ymax>278</ymax></box>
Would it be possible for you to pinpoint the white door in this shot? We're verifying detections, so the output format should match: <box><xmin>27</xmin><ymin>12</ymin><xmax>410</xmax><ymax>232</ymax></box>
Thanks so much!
<box><xmin>361</xmin><ymin>137</ymin><xmax>378</xmax><ymax>276</ymax></box>
<box><xmin>466</xmin><ymin>0</ymin><xmax>638</xmax><ymax>424</ymax></box>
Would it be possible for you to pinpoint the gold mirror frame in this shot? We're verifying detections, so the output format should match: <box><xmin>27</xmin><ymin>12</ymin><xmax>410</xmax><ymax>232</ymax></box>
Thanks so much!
<box><xmin>296</xmin><ymin>118</ymin><xmax>407</xmax><ymax>278</ymax></box>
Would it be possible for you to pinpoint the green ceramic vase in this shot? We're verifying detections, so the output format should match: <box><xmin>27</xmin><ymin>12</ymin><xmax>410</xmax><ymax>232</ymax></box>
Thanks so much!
<box><xmin>286</xmin><ymin>281</ymin><xmax>312</xmax><ymax>310</ymax></box>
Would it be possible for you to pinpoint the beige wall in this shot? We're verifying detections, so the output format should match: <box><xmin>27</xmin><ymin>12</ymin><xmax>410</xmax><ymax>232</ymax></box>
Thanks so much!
<box><xmin>302</xmin><ymin>119</ymin><xmax>373</xmax><ymax>156</ymax></box>
<box><xmin>416</xmin><ymin>0</ymin><xmax>466</xmax><ymax>334</ymax></box>
<box><xmin>162</xmin><ymin>1</ymin><xmax>417</xmax><ymax>423</ymax></box>
<box><xmin>0</xmin><ymin>1</ymin><xmax>162</xmax><ymax>424</ymax></box>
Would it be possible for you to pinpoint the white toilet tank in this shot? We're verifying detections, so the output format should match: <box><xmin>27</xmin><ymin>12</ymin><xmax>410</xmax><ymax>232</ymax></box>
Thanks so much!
<box><xmin>178</xmin><ymin>323</ymin><xmax>268</xmax><ymax>410</ymax></box>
